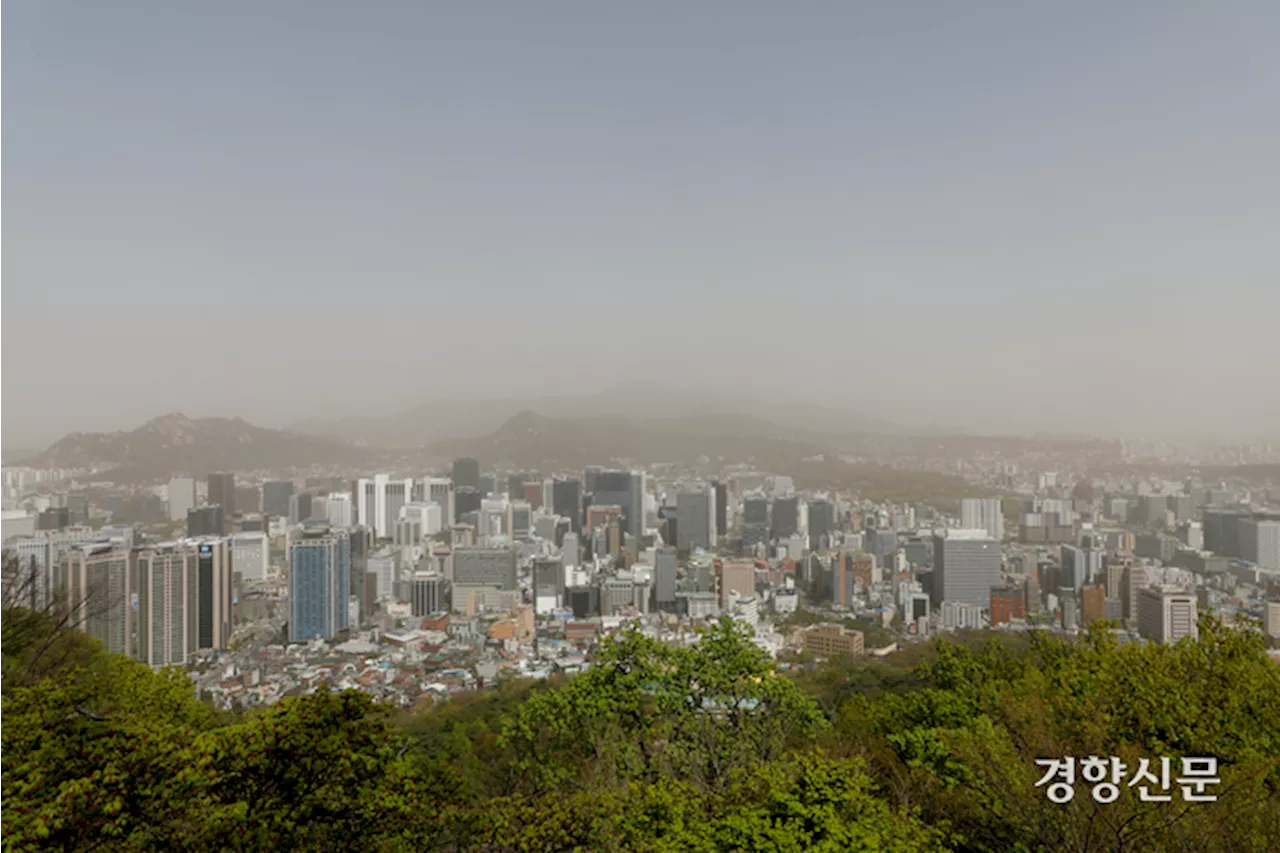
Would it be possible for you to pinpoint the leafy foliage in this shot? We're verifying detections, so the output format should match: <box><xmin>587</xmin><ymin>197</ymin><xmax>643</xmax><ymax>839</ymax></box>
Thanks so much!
<box><xmin>3</xmin><ymin>600</ymin><xmax>1277</xmax><ymax>852</ymax></box>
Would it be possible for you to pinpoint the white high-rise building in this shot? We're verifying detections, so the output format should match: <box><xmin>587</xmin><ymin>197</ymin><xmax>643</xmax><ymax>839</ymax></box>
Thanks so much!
<box><xmin>478</xmin><ymin>497</ymin><xmax>512</xmax><ymax>541</ymax></box>
<box><xmin>960</xmin><ymin>498</ymin><xmax>1004</xmax><ymax>542</ymax></box>
<box><xmin>1137</xmin><ymin>586</ymin><xmax>1198</xmax><ymax>644</ymax></box>
<box><xmin>357</xmin><ymin>475</ymin><xmax>415</xmax><ymax>539</ymax></box>
<box><xmin>1240</xmin><ymin>519</ymin><xmax>1280</xmax><ymax>570</ymax></box>
<box><xmin>168</xmin><ymin>477</ymin><xmax>197</xmax><ymax>521</ymax></box>
<box><xmin>423</xmin><ymin>478</ymin><xmax>455</xmax><ymax>527</ymax></box>
<box><xmin>368</xmin><ymin>548</ymin><xmax>398</xmax><ymax>602</ymax></box>
<box><xmin>561</xmin><ymin>531</ymin><xmax>580</xmax><ymax>568</ymax></box>
<box><xmin>1264</xmin><ymin>600</ymin><xmax>1280</xmax><ymax>640</ymax></box>
<box><xmin>230</xmin><ymin>532</ymin><xmax>270</xmax><ymax>581</ymax></box>
<box><xmin>326</xmin><ymin>492</ymin><xmax>353</xmax><ymax>528</ymax></box>
<box><xmin>397</xmin><ymin>501</ymin><xmax>443</xmax><ymax>545</ymax></box>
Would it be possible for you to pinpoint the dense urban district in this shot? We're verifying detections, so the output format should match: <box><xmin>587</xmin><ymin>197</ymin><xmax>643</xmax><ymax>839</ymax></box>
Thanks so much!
<box><xmin>3</xmin><ymin>410</ymin><xmax>1279</xmax><ymax>851</ymax></box>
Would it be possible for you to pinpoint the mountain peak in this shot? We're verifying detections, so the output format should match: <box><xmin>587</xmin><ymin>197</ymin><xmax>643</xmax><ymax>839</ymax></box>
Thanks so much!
<box><xmin>24</xmin><ymin>413</ymin><xmax>377</xmax><ymax>480</ymax></box>
<box><xmin>497</xmin><ymin>410</ymin><xmax>557</xmax><ymax>436</ymax></box>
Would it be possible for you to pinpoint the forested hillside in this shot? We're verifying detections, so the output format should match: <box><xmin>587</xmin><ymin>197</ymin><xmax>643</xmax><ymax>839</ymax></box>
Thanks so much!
<box><xmin>3</xmin><ymin>598</ymin><xmax>1278</xmax><ymax>852</ymax></box>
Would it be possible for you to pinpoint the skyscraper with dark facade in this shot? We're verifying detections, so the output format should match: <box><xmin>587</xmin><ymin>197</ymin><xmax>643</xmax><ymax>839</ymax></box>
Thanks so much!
<box><xmin>743</xmin><ymin>495</ymin><xmax>770</xmax><ymax>550</ymax></box>
<box><xmin>508</xmin><ymin>472</ymin><xmax>535</xmax><ymax>499</ymax></box>
<box><xmin>262</xmin><ymin>481</ymin><xmax>295</xmax><ymax>517</ymax></box>
<box><xmin>592</xmin><ymin>470</ymin><xmax>646</xmax><ymax>542</ymax></box>
<box><xmin>187</xmin><ymin>505</ymin><xmax>224</xmax><ymax>538</ymax></box>
<box><xmin>772</xmin><ymin>496</ymin><xmax>800</xmax><ymax>539</ymax></box>
<box><xmin>677</xmin><ymin>488</ymin><xmax>714</xmax><ymax>552</ymax></box>
<box><xmin>808</xmin><ymin>499</ymin><xmax>836</xmax><ymax>548</ymax></box>
<box><xmin>452</xmin><ymin>458</ymin><xmax>481</xmax><ymax>491</ymax></box>
<box><xmin>288</xmin><ymin>492</ymin><xmax>314</xmax><ymax>526</ymax></box>
<box><xmin>207</xmin><ymin>473</ymin><xmax>237</xmax><ymax>520</ymax></box>
<box><xmin>712</xmin><ymin>481</ymin><xmax>728</xmax><ymax>540</ymax></box>
<box><xmin>552</xmin><ymin>478</ymin><xmax>583</xmax><ymax>532</ymax></box>
<box><xmin>654</xmin><ymin>546</ymin><xmax>678</xmax><ymax>611</ymax></box>
<box><xmin>455</xmin><ymin>487</ymin><xmax>482</xmax><ymax>519</ymax></box>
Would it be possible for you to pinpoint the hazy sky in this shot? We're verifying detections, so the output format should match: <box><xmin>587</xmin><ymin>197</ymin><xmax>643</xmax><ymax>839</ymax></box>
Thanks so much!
<box><xmin>5</xmin><ymin>2</ymin><xmax>1279</xmax><ymax>447</ymax></box>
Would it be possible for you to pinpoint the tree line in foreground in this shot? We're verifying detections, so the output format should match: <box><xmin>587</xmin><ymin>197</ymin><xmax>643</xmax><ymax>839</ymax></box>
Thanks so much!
<box><xmin>3</xmin><ymin>576</ymin><xmax>1278</xmax><ymax>851</ymax></box>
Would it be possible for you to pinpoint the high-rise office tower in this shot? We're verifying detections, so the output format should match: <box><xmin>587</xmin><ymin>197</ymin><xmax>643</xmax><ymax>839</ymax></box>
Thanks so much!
<box><xmin>508</xmin><ymin>472</ymin><xmax>536</xmax><ymax>499</ymax></box>
<box><xmin>168</xmin><ymin>477</ymin><xmax>197</xmax><ymax>522</ymax></box>
<box><xmin>584</xmin><ymin>466</ymin><xmax>603</xmax><ymax>497</ymax></box>
<box><xmin>553</xmin><ymin>478</ymin><xmax>583</xmax><ymax>532</ymax></box>
<box><xmin>187</xmin><ymin>506</ymin><xmax>224</xmax><ymax>538</ymax></box>
<box><xmin>932</xmin><ymin>529</ymin><xmax>1002</xmax><ymax>607</ymax></box>
<box><xmin>262</xmin><ymin>481</ymin><xmax>295</xmax><ymax>517</ymax></box>
<box><xmin>455</xmin><ymin>487</ymin><xmax>482</xmax><ymax>519</ymax></box>
<box><xmin>396</xmin><ymin>502</ymin><xmax>442</xmax><ymax>545</ymax></box>
<box><xmin>235</xmin><ymin>486</ymin><xmax>262</xmax><ymax>514</ymax></box>
<box><xmin>1263</xmin><ymin>599</ymin><xmax>1280</xmax><ymax>640</ymax></box>
<box><xmin>561</xmin><ymin>531</ymin><xmax>580</xmax><ymax>568</ymax></box>
<box><xmin>808</xmin><ymin>499</ymin><xmax>836</xmax><ymax>548</ymax></box>
<box><xmin>711</xmin><ymin>481</ymin><xmax>728</xmax><ymax>540</ymax></box>
<box><xmin>356</xmin><ymin>475</ymin><xmax>415</xmax><ymax>539</ymax></box>
<box><xmin>511</xmin><ymin>501</ymin><xmax>532</xmax><ymax>540</ymax></box>
<box><xmin>230</xmin><ymin>531</ymin><xmax>269</xmax><ymax>581</ymax></box>
<box><xmin>1137</xmin><ymin>586</ymin><xmax>1198</xmax><ymax>644</ymax></box>
<box><xmin>136</xmin><ymin>538</ymin><xmax>232</xmax><ymax>667</ymax></box>
<box><xmin>719</xmin><ymin>560</ymin><xmax>756</xmax><ymax>611</ymax></box>
<box><xmin>423</xmin><ymin>478</ymin><xmax>456</xmax><ymax>526</ymax></box>
<box><xmin>1239</xmin><ymin>517</ymin><xmax>1280</xmax><ymax>570</ymax></box>
<box><xmin>206</xmin><ymin>473</ymin><xmax>237</xmax><ymax>521</ymax></box>
<box><xmin>629</xmin><ymin>471</ymin><xmax>647</xmax><ymax>545</ymax></box>
<box><xmin>478</xmin><ymin>474</ymin><xmax>498</xmax><ymax>497</ymax></box>
<box><xmin>960</xmin><ymin>498</ymin><xmax>1004</xmax><ymax>542</ymax></box>
<box><xmin>349</xmin><ymin>525</ymin><xmax>372</xmax><ymax>598</ymax></box>
<box><xmin>772</xmin><ymin>496</ymin><xmax>800</xmax><ymax>540</ymax></box>
<box><xmin>1202</xmin><ymin>508</ymin><xmax>1250</xmax><ymax>558</ymax></box>
<box><xmin>367</xmin><ymin>548</ymin><xmax>397</xmax><ymax>602</ymax></box>
<box><xmin>1123</xmin><ymin>563</ymin><xmax>1150</xmax><ymax>621</ymax></box>
<box><xmin>409</xmin><ymin>572</ymin><xmax>449</xmax><ymax>617</ymax></box>
<box><xmin>288</xmin><ymin>523</ymin><xmax>351</xmax><ymax>643</ymax></box>
<box><xmin>533</xmin><ymin>558</ymin><xmax>564</xmax><ymax>613</ymax></box>
<box><xmin>654</xmin><ymin>546</ymin><xmax>677</xmax><ymax>611</ymax></box>
<box><xmin>56</xmin><ymin>542</ymin><xmax>134</xmax><ymax>657</ymax></box>
<box><xmin>478</xmin><ymin>497</ymin><xmax>512</xmax><ymax>540</ymax></box>
<box><xmin>676</xmin><ymin>488</ymin><xmax>714</xmax><ymax>552</ymax></box>
<box><xmin>326</xmin><ymin>492</ymin><xmax>353</xmax><ymax>528</ymax></box>
<box><xmin>743</xmin><ymin>495</ymin><xmax>770</xmax><ymax>549</ymax></box>
<box><xmin>1060</xmin><ymin>545</ymin><xmax>1103</xmax><ymax>592</ymax></box>
<box><xmin>593</xmin><ymin>470</ymin><xmax>632</xmax><ymax>530</ymax></box>
<box><xmin>1079</xmin><ymin>583</ymin><xmax>1109</xmax><ymax>626</ymax></box>
<box><xmin>866</xmin><ymin>529</ymin><xmax>899</xmax><ymax>564</ymax></box>
<box><xmin>452</xmin><ymin>458</ymin><xmax>480</xmax><ymax>491</ymax></box>
<box><xmin>288</xmin><ymin>492</ymin><xmax>314</xmax><ymax>526</ymax></box>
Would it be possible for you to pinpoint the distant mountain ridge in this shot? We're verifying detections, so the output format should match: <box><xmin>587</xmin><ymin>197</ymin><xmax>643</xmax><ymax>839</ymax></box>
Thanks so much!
<box><xmin>290</xmin><ymin>382</ymin><xmax>902</xmax><ymax>448</ymax></box>
<box><xmin>427</xmin><ymin>410</ymin><xmax>993</xmax><ymax>501</ymax></box>
<box><xmin>426</xmin><ymin>409</ymin><xmax>834</xmax><ymax>471</ymax></box>
<box><xmin>21</xmin><ymin>413</ymin><xmax>376</xmax><ymax>478</ymax></box>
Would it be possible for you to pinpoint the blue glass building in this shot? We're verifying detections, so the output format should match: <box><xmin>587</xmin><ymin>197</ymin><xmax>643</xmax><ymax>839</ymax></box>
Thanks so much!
<box><xmin>289</xmin><ymin>523</ymin><xmax>351</xmax><ymax>642</ymax></box>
